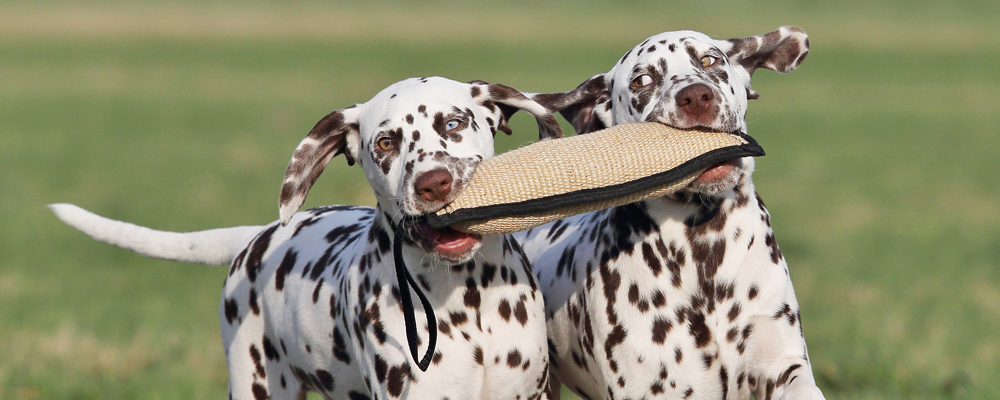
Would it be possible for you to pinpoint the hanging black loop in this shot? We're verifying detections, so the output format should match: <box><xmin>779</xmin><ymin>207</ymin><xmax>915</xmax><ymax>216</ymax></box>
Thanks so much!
<box><xmin>393</xmin><ymin>230</ymin><xmax>438</xmax><ymax>372</ymax></box>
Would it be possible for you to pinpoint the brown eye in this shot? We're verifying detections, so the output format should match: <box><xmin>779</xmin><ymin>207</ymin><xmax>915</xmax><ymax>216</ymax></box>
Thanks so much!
<box><xmin>700</xmin><ymin>55</ymin><xmax>718</xmax><ymax>67</ymax></box>
<box><xmin>377</xmin><ymin>137</ymin><xmax>394</xmax><ymax>151</ymax></box>
<box><xmin>630</xmin><ymin>74</ymin><xmax>653</xmax><ymax>89</ymax></box>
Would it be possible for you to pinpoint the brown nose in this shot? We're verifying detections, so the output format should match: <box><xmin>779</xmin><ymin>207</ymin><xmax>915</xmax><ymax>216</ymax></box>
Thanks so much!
<box><xmin>674</xmin><ymin>83</ymin><xmax>716</xmax><ymax>122</ymax></box>
<box><xmin>414</xmin><ymin>169</ymin><xmax>454</xmax><ymax>203</ymax></box>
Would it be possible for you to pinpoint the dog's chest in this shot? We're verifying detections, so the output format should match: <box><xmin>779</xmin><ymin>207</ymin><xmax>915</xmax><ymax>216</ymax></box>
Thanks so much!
<box><xmin>527</xmin><ymin>193</ymin><xmax>790</xmax><ymax>398</ymax></box>
<box><xmin>255</xmin><ymin>226</ymin><xmax>548</xmax><ymax>397</ymax></box>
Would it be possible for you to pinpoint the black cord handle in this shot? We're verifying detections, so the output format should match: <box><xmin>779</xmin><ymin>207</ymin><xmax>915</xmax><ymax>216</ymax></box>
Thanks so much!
<box><xmin>393</xmin><ymin>230</ymin><xmax>438</xmax><ymax>372</ymax></box>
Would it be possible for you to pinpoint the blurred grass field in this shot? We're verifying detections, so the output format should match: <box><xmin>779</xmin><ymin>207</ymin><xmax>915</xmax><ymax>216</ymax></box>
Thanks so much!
<box><xmin>2</xmin><ymin>1</ymin><xmax>999</xmax><ymax>399</ymax></box>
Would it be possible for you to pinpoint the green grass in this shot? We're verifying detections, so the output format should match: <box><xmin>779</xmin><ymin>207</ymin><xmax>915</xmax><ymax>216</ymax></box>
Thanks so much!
<box><xmin>2</xmin><ymin>1</ymin><xmax>999</xmax><ymax>399</ymax></box>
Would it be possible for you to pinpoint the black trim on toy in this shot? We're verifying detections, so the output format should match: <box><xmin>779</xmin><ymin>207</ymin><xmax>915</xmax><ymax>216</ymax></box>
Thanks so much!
<box><xmin>425</xmin><ymin>132</ymin><xmax>764</xmax><ymax>230</ymax></box>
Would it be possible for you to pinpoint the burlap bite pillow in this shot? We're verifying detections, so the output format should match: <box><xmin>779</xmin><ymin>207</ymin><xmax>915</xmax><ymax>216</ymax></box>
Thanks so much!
<box><xmin>424</xmin><ymin>122</ymin><xmax>765</xmax><ymax>235</ymax></box>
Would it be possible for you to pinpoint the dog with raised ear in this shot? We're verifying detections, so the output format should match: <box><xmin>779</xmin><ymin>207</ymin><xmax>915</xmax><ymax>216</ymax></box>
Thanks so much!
<box><xmin>517</xmin><ymin>27</ymin><xmax>825</xmax><ymax>399</ymax></box>
<box><xmin>52</xmin><ymin>76</ymin><xmax>562</xmax><ymax>399</ymax></box>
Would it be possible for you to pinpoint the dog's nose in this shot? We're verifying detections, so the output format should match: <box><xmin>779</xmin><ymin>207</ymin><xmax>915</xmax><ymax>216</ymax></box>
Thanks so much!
<box><xmin>414</xmin><ymin>169</ymin><xmax>454</xmax><ymax>203</ymax></box>
<box><xmin>674</xmin><ymin>83</ymin><xmax>716</xmax><ymax>122</ymax></box>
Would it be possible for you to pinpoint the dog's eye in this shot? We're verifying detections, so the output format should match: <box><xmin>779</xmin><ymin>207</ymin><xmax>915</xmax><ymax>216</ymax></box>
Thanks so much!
<box><xmin>700</xmin><ymin>55</ymin><xmax>718</xmax><ymax>67</ymax></box>
<box><xmin>630</xmin><ymin>74</ymin><xmax>653</xmax><ymax>89</ymax></box>
<box><xmin>376</xmin><ymin>137</ymin><xmax>394</xmax><ymax>151</ymax></box>
<box><xmin>445</xmin><ymin>119</ymin><xmax>461</xmax><ymax>132</ymax></box>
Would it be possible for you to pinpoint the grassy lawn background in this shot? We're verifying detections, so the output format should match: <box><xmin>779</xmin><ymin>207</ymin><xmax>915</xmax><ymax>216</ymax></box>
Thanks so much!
<box><xmin>2</xmin><ymin>1</ymin><xmax>998</xmax><ymax>399</ymax></box>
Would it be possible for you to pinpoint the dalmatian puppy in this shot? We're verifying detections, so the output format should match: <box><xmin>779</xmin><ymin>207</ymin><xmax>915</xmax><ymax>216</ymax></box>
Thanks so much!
<box><xmin>515</xmin><ymin>27</ymin><xmax>825</xmax><ymax>399</ymax></box>
<box><xmin>51</xmin><ymin>76</ymin><xmax>562</xmax><ymax>399</ymax></box>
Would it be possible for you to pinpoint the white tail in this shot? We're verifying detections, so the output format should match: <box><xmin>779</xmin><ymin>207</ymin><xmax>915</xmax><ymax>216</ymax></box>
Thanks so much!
<box><xmin>49</xmin><ymin>203</ymin><xmax>264</xmax><ymax>266</ymax></box>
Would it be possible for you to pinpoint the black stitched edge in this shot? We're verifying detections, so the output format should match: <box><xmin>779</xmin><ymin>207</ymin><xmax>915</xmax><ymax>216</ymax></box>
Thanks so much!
<box><xmin>425</xmin><ymin>133</ymin><xmax>764</xmax><ymax>230</ymax></box>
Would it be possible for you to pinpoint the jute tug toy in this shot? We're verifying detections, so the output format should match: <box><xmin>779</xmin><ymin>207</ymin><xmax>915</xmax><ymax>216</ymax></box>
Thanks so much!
<box><xmin>425</xmin><ymin>122</ymin><xmax>765</xmax><ymax>233</ymax></box>
<box><xmin>387</xmin><ymin>122</ymin><xmax>764</xmax><ymax>371</ymax></box>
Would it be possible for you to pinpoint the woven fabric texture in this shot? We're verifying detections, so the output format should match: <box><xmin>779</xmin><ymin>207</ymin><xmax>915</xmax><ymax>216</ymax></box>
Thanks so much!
<box><xmin>436</xmin><ymin>123</ymin><xmax>750</xmax><ymax>235</ymax></box>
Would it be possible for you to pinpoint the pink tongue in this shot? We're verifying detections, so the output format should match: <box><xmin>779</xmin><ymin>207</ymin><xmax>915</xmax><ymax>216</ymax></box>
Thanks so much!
<box><xmin>694</xmin><ymin>159</ymin><xmax>738</xmax><ymax>184</ymax></box>
<box><xmin>419</xmin><ymin>223</ymin><xmax>479</xmax><ymax>254</ymax></box>
<box><xmin>432</xmin><ymin>228</ymin><xmax>480</xmax><ymax>260</ymax></box>
<box><xmin>437</xmin><ymin>229</ymin><xmax>473</xmax><ymax>242</ymax></box>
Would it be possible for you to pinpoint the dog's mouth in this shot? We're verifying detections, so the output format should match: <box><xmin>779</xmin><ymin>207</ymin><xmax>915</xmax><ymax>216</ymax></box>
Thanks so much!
<box><xmin>648</xmin><ymin>121</ymin><xmax>746</xmax><ymax>195</ymax></box>
<box><xmin>683</xmin><ymin>158</ymin><xmax>744</xmax><ymax>196</ymax></box>
<box><xmin>399</xmin><ymin>201</ymin><xmax>482</xmax><ymax>261</ymax></box>
<box><xmin>415</xmin><ymin>220</ymin><xmax>482</xmax><ymax>261</ymax></box>
<box><xmin>694</xmin><ymin>159</ymin><xmax>741</xmax><ymax>184</ymax></box>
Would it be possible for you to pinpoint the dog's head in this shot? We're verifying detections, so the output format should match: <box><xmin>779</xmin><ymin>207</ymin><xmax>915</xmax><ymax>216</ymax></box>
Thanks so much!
<box><xmin>537</xmin><ymin>26</ymin><xmax>808</xmax><ymax>196</ymax></box>
<box><xmin>279</xmin><ymin>77</ymin><xmax>561</xmax><ymax>262</ymax></box>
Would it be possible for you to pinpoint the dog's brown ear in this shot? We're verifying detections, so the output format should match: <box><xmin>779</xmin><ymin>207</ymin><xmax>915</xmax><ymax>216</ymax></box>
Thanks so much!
<box><xmin>532</xmin><ymin>73</ymin><xmax>612</xmax><ymax>135</ymax></box>
<box><xmin>279</xmin><ymin>106</ymin><xmax>363</xmax><ymax>225</ymax></box>
<box><xmin>470</xmin><ymin>81</ymin><xmax>563</xmax><ymax>140</ymax></box>
<box><xmin>722</xmin><ymin>26</ymin><xmax>810</xmax><ymax>99</ymax></box>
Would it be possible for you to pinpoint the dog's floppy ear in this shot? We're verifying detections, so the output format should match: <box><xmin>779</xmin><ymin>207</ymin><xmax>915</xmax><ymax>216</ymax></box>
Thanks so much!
<box><xmin>532</xmin><ymin>73</ymin><xmax>612</xmax><ymax>135</ymax></box>
<box><xmin>279</xmin><ymin>106</ymin><xmax>363</xmax><ymax>225</ymax></box>
<box><xmin>721</xmin><ymin>26</ymin><xmax>810</xmax><ymax>100</ymax></box>
<box><xmin>469</xmin><ymin>81</ymin><xmax>563</xmax><ymax>140</ymax></box>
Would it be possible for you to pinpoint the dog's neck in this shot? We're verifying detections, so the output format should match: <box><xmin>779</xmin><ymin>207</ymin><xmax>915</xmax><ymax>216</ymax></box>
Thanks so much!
<box><xmin>642</xmin><ymin>170</ymin><xmax>783</xmax><ymax>273</ymax></box>
<box><xmin>654</xmin><ymin>174</ymin><xmax>757</xmax><ymax>224</ymax></box>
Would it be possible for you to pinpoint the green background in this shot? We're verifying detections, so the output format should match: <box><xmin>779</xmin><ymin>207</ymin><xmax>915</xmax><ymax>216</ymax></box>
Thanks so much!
<box><xmin>2</xmin><ymin>1</ymin><xmax>998</xmax><ymax>399</ymax></box>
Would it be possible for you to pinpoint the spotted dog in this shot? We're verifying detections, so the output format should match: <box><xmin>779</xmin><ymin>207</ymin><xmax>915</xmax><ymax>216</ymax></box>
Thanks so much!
<box><xmin>516</xmin><ymin>27</ymin><xmax>825</xmax><ymax>399</ymax></box>
<box><xmin>52</xmin><ymin>77</ymin><xmax>562</xmax><ymax>399</ymax></box>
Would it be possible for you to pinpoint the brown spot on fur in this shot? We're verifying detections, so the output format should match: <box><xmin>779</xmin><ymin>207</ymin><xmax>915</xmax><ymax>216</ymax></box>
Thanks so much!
<box><xmin>464</xmin><ymin>278</ymin><xmax>481</xmax><ymax>309</ymax></box>
<box><xmin>498</xmin><ymin>299</ymin><xmax>512</xmax><ymax>321</ymax></box>
<box><xmin>474</xmin><ymin>346</ymin><xmax>484</xmax><ymax>365</ymax></box>
<box><xmin>449</xmin><ymin>311</ymin><xmax>469</xmax><ymax>326</ymax></box>
<box><xmin>652</xmin><ymin>317</ymin><xmax>671</xmax><ymax>344</ymax></box>
<box><xmin>250</xmin><ymin>344</ymin><xmax>266</xmax><ymax>378</ymax></box>
<box><xmin>513</xmin><ymin>300</ymin><xmax>529</xmax><ymax>326</ymax></box>
<box><xmin>316</xmin><ymin>369</ymin><xmax>334</xmax><ymax>391</ymax></box>
<box><xmin>604</xmin><ymin>325</ymin><xmax>627</xmax><ymax>372</ymax></box>
<box><xmin>765</xmin><ymin>232</ymin><xmax>783</xmax><ymax>263</ymax></box>
<box><xmin>687</xmin><ymin>312</ymin><xmax>712</xmax><ymax>348</ymax></box>
<box><xmin>224</xmin><ymin>298</ymin><xmax>239</xmax><ymax>325</ymax></box>
<box><xmin>252</xmin><ymin>382</ymin><xmax>269</xmax><ymax>400</ymax></box>
<box><xmin>386</xmin><ymin>364</ymin><xmax>414</xmax><ymax>398</ymax></box>
<box><xmin>642</xmin><ymin>242</ymin><xmax>662</xmax><ymax>276</ymax></box>
<box><xmin>245</xmin><ymin>225</ymin><xmax>278</xmax><ymax>282</ymax></box>
<box><xmin>506</xmin><ymin>350</ymin><xmax>523</xmax><ymax>368</ymax></box>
